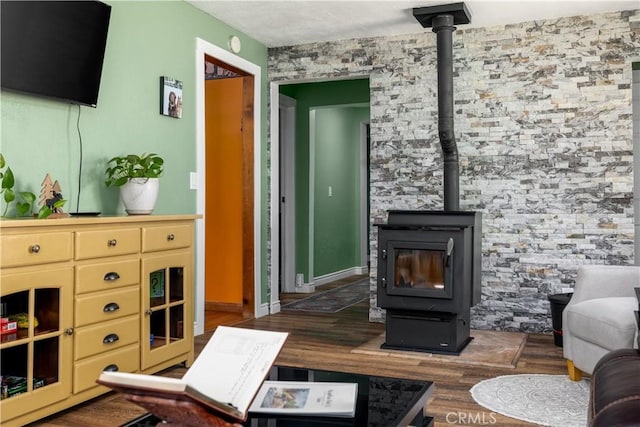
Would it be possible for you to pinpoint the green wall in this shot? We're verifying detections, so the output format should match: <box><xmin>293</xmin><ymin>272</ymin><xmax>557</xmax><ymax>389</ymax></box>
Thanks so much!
<box><xmin>279</xmin><ymin>79</ymin><xmax>370</xmax><ymax>281</ymax></box>
<box><xmin>0</xmin><ymin>1</ymin><xmax>272</xmax><ymax>304</ymax></box>
<box><xmin>313</xmin><ymin>106</ymin><xmax>370</xmax><ymax>277</ymax></box>
<box><xmin>1</xmin><ymin>0</ymin><xmax>268</xmax><ymax>216</ymax></box>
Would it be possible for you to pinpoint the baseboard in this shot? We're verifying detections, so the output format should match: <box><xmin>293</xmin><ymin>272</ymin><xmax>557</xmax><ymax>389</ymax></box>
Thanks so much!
<box><xmin>205</xmin><ymin>301</ymin><xmax>242</xmax><ymax>313</ymax></box>
<box><xmin>269</xmin><ymin>300</ymin><xmax>281</xmax><ymax>314</ymax></box>
<box><xmin>355</xmin><ymin>266</ymin><xmax>369</xmax><ymax>275</ymax></box>
<box><xmin>295</xmin><ymin>283</ymin><xmax>315</xmax><ymax>293</ymax></box>
<box><xmin>257</xmin><ymin>302</ymin><xmax>270</xmax><ymax>318</ymax></box>
<box><xmin>313</xmin><ymin>266</ymin><xmax>368</xmax><ymax>287</ymax></box>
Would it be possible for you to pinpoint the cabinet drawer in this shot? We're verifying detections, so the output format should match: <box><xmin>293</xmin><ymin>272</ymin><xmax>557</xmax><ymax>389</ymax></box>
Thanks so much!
<box><xmin>0</xmin><ymin>232</ymin><xmax>72</xmax><ymax>268</ymax></box>
<box><xmin>142</xmin><ymin>224</ymin><xmax>192</xmax><ymax>253</ymax></box>
<box><xmin>74</xmin><ymin>344</ymin><xmax>139</xmax><ymax>393</ymax></box>
<box><xmin>76</xmin><ymin>259</ymin><xmax>140</xmax><ymax>294</ymax></box>
<box><xmin>75</xmin><ymin>286</ymin><xmax>139</xmax><ymax>327</ymax></box>
<box><xmin>75</xmin><ymin>315</ymin><xmax>140</xmax><ymax>360</ymax></box>
<box><xmin>75</xmin><ymin>228</ymin><xmax>140</xmax><ymax>260</ymax></box>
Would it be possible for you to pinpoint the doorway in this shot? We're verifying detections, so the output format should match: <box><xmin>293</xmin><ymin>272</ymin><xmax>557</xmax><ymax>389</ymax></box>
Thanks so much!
<box><xmin>195</xmin><ymin>38</ymin><xmax>262</xmax><ymax>336</ymax></box>
<box><xmin>279</xmin><ymin>94</ymin><xmax>297</xmax><ymax>294</ymax></box>
<box><xmin>203</xmin><ymin>58</ymin><xmax>254</xmax><ymax>319</ymax></box>
<box><xmin>270</xmin><ymin>79</ymin><xmax>371</xmax><ymax>311</ymax></box>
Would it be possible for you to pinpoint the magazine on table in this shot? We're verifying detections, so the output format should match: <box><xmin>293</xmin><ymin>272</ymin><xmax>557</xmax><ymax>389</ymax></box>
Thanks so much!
<box><xmin>249</xmin><ymin>381</ymin><xmax>358</xmax><ymax>417</ymax></box>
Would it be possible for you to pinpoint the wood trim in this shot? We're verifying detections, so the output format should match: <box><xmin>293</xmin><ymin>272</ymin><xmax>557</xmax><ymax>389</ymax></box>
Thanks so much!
<box><xmin>205</xmin><ymin>301</ymin><xmax>243</xmax><ymax>313</ymax></box>
<box><xmin>0</xmin><ymin>214</ymin><xmax>201</xmax><ymax>228</ymax></box>
<box><xmin>242</xmin><ymin>75</ymin><xmax>255</xmax><ymax>318</ymax></box>
<box><xmin>204</xmin><ymin>54</ymin><xmax>250</xmax><ymax>77</ymax></box>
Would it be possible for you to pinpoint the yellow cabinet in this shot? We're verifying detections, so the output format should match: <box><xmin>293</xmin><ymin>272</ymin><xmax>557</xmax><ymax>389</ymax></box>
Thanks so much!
<box><xmin>0</xmin><ymin>215</ymin><xmax>198</xmax><ymax>426</ymax></box>
<box><xmin>75</xmin><ymin>227</ymin><xmax>140</xmax><ymax>260</ymax></box>
<box><xmin>0</xmin><ymin>266</ymin><xmax>73</xmax><ymax>423</ymax></box>
<box><xmin>141</xmin><ymin>250</ymin><xmax>194</xmax><ymax>370</ymax></box>
<box><xmin>0</xmin><ymin>231</ymin><xmax>72</xmax><ymax>268</ymax></box>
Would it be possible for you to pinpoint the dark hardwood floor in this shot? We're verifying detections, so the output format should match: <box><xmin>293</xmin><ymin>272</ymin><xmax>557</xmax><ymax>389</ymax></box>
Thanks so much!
<box><xmin>31</xmin><ymin>275</ymin><xmax>567</xmax><ymax>427</ymax></box>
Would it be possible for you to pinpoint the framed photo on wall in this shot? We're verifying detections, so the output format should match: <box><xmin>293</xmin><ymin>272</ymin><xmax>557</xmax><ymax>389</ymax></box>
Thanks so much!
<box><xmin>160</xmin><ymin>76</ymin><xmax>183</xmax><ymax>118</ymax></box>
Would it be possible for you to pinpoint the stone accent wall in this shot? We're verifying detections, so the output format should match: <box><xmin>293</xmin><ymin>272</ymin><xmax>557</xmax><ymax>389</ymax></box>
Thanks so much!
<box><xmin>269</xmin><ymin>10</ymin><xmax>640</xmax><ymax>332</ymax></box>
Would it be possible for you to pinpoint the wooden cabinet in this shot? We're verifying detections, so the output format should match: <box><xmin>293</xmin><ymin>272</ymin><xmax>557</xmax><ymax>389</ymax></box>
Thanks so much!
<box><xmin>0</xmin><ymin>215</ymin><xmax>198</xmax><ymax>426</ymax></box>
<box><xmin>141</xmin><ymin>251</ymin><xmax>193</xmax><ymax>369</ymax></box>
<box><xmin>0</xmin><ymin>266</ymin><xmax>73</xmax><ymax>423</ymax></box>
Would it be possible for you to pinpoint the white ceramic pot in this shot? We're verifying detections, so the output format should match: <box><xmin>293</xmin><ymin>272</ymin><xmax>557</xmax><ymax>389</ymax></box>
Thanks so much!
<box><xmin>120</xmin><ymin>178</ymin><xmax>159</xmax><ymax>215</ymax></box>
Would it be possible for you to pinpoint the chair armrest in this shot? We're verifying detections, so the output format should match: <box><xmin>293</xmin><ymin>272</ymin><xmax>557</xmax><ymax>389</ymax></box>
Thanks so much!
<box><xmin>569</xmin><ymin>266</ymin><xmax>640</xmax><ymax>306</ymax></box>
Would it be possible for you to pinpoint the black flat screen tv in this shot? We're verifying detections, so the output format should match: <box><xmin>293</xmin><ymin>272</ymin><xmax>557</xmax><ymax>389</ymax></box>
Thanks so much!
<box><xmin>1</xmin><ymin>1</ymin><xmax>112</xmax><ymax>107</ymax></box>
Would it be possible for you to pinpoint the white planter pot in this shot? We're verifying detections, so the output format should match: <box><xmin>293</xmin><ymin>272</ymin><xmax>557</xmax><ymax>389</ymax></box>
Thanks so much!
<box><xmin>120</xmin><ymin>178</ymin><xmax>159</xmax><ymax>215</ymax></box>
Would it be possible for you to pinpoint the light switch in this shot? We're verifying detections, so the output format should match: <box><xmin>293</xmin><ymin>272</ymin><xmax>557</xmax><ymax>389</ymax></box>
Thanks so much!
<box><xmin>189</xmin><ymin>172</ymin><xmax>198</xmax><ymax>190</ymax></box>
<box><xmin>328</xmin><ymin>186</ymin><xmax>333</xmax><ymax>197</ymax></box>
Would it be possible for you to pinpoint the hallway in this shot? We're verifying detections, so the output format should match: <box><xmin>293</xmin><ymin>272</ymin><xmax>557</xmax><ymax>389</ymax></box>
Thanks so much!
<box><xmin>203</xmin><ymin>274</ymin><xmax>368</xmax><ymax>331</ymax></box>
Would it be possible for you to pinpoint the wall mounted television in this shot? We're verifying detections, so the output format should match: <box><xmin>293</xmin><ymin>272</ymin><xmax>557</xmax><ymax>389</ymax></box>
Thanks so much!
<box><xmin>1</xmin><ymin>1</ymin><xmax>112</xmax><ymax>108</ymax></box>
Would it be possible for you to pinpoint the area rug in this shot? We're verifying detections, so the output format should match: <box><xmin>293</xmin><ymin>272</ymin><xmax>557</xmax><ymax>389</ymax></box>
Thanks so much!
<box><xmin>470</xmin><ymin>374</ymin><xmax>590</xmax><ymax>427</ymax></box>
<box><xmin>351</xmin><ymin>330</ymin><xmax>527</xmax><ymax>368</ymax></box>
<box><xmin>281</xmin><ymin>279</ymin><xmax>369</xmax><ymax>313</ymax></box>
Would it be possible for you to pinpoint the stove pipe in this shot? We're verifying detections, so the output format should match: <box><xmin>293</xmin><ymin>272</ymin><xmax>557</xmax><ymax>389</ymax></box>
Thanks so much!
<box><xmin>433</xmin><ymin>15</ymin><xmax>458</xmax><ymax>211</ymax></box>
<box><xmin>413</xmin><ymin>3</ymin><xmax>471</xmax><ymax>211</ymax></box>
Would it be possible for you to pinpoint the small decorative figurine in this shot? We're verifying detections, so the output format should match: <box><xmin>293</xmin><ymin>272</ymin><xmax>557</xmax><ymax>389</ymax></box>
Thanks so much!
<box><xmin>39</xmin><ymin>174</ymin><xmax>68</xmax><ymax>218</ymax></box>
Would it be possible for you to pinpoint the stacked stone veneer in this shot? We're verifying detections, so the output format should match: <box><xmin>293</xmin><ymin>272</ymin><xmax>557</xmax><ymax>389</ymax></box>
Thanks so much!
<box><xmin>268</xmin><ymin>10</ymin><xmax>640</xmax><ymax>332</ymax></box>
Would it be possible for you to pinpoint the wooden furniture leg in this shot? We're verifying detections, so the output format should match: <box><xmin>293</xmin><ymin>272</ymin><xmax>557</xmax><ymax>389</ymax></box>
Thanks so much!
<box><xmin>567</xmin><ymin>359</ymin><xmax>583</xmax><ymax>381</ymax></box>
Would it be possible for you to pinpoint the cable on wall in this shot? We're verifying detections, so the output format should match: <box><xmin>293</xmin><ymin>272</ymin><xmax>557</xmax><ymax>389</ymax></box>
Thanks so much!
<box><xmin>76</xmin><ymin>104</ymin><xmax>83</xmax><ymax>213</ymax></box>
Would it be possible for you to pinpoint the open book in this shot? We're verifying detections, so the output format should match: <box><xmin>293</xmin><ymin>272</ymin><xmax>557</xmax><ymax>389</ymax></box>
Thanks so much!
<box><xmin>250</xmin><ymin>381</ymin><xmax>358</xmax><ymax>417</ymax></box>
<box><xmin>96</xmin><ymin>326</ymin><xmax>288</xmax><ymax>421</ymax></box>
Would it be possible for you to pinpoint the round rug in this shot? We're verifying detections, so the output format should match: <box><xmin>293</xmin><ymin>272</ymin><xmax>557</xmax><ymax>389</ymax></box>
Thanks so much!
<box><xmin>470</xmin><ymin>374</ymin><xmax>590</xmax><ymax>427</ymax></box>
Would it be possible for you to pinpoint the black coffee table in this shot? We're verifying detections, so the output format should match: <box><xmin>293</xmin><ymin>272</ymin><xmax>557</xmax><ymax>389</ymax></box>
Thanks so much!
<box><xmin>122</xmin><ymin>365</ymin><xmax>434</xmax><ymax>427</ymax></box>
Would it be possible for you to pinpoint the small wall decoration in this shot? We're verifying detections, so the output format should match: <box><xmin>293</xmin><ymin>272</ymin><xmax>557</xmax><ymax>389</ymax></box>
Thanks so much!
<box><xmin>160</xmin><ymin>76</ymin><xmax>183</xmax><ymax>119</ymax></box>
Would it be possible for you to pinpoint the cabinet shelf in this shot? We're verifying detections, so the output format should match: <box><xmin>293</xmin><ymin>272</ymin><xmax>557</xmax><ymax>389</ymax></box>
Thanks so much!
<box><xmin>0</xmin><ymin>330</ymin><xmax>28</xmax><ymax>346</ymax></box>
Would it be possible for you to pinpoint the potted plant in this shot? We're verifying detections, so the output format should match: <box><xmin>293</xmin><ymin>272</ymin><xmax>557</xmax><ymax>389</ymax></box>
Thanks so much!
<box><xmin>105</xmin><ymin>153</ymin><xmax>164</xmax><ymax>215</ymax></box>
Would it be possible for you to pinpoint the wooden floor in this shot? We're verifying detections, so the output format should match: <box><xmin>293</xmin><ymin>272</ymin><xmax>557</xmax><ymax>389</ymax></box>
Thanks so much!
<box><xmin>31</xmin><ymin>276</ymin><xmax>568</xmax><ymax>427</ymax></box>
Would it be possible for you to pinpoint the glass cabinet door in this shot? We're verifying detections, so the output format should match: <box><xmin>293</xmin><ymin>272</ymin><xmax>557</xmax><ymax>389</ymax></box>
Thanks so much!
<box><xmin>141</xmin><ymin>252</ymin><xmax>192</xmax><ymax>370</ymax></box>
<box><xmin>0</xmin><ymin>267</ymin><xmax>73</xmax><ymax>423</ymax></box>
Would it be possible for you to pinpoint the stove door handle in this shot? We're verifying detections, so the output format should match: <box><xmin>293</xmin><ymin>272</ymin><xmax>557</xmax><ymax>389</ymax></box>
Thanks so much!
<box><xmin>446</xmin><ymin>238</ymin><xmax>454</xmax><ymax>266</ymax></box>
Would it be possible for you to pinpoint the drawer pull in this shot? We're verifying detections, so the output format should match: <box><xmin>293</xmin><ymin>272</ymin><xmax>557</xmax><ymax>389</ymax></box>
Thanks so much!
<box><xmin>167</xmin><ymin>233</ymin><xmax>175</xmax><ymax>241</ymax></box>
<box><xmin>103</xmin><ymin>364</ymin><xmax>119</xmax><ymax>372</ymax></box>
<box><xmin>103</xmin><ymin>333</ymin><xmax>120</xmax><ymax>344</ymax></box>
<box><xmin>103</xmin><ymin>302</ymin><xmax>120</xmax><ymax>313</ymax></box>
<box><xmin>103</xmin><ymin>272</ymin><xmax>121</xmax><ymax>281</ymax></box>
<box><xmin>30</xmin><ymin>244</ymin><xmax>41</xmax><ymax>254</ymax></box>
<box><xmin>65</xmin><ymin>328</ymin><xmax>74</xmax><ymax>335</ymax></box>
<box><xmin>107</xmin><ymin>239</ymin><xmax>118</xmax><ymax>247</ymax></box>
<box><xmin>145</xmin><ymin>309</ymin><xmax>153</xmax><ymax>316</ymax></box>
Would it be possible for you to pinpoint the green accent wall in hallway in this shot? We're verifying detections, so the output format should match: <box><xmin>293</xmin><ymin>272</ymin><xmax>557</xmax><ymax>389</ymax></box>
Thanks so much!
<box><xmin>280</xmin><ymin>78</ymin><xmax>370</xmax><ymax>282</ymax></box>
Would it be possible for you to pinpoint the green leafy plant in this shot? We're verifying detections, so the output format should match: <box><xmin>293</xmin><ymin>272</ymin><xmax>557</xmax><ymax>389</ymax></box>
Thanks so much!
<box><xmin>37</xmin><ymin>198</ymin><xmax>66</xmax><ymax>219</ymax></box>
<box><xmin>105</xmin><ymin>153</ymin><xmax>164</xmax><ymax>187</ymax></box>
<box><xmin>1</xmin><ymin>154</ymin><xmax>66</xmax><ymax>219</ymax></box>
<box><xmin>0</xmin><ymin>153</ymin><xmax>37</xmax><ymax>217</ymax></box>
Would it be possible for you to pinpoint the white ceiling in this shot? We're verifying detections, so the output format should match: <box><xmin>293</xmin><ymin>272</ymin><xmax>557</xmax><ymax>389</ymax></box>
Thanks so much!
<box><xmin>186</xmin><ymin>0</ymin><xmax>639</xmax><ymax>48</ymax></box>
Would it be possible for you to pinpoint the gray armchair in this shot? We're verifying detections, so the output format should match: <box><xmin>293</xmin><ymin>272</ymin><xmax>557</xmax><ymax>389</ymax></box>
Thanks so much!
<box><xmin>562</xmin><ymin>265</ymin><xmax>640</xmax><ymax>380</ymax></box>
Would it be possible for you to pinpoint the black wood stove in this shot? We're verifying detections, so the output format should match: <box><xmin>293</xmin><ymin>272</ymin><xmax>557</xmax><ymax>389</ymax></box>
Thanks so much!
<box><xmin>376</xmin><ymin>210</ymin><xmax>481</xmax><ymax>354</ymax></box>
<box><xmin>375</xmin><ymin>3</ymin><xmax>480</xmax><ymax>355</ymax></box>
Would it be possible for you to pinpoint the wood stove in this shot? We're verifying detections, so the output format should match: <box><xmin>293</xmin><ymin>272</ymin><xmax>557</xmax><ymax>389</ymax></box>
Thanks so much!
<box><xmin>376</xmin><ymin>210</ymin><xmax>481</xmax><ymax>354</ymax></box>
<box><xmin>374</xmin><ymin>3</ymin><xmax>479</xmax><ymax>355</ymax></box>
